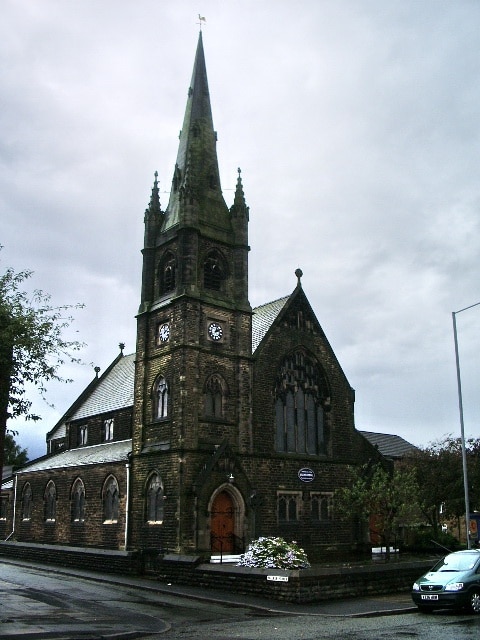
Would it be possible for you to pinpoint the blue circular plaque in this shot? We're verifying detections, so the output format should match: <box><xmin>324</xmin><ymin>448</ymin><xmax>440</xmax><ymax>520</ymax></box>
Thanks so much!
<box><xmin>298</xmin><ymin>467</ymin><xmax>315</xmax><ymax>483</ymax></box>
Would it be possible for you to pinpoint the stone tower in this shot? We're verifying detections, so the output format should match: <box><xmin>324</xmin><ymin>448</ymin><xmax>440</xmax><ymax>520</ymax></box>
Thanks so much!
<box><xmin>130</xmin><ymin>32</ymin><xmax>252</xmax><ymax>554</ymax></box>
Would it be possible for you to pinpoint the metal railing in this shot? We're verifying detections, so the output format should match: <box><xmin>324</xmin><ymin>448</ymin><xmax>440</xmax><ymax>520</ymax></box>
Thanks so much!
<box><xmin>210</xmin><ymin>533</ymin><xmax>245</xmax><ymax>563</ymax></box>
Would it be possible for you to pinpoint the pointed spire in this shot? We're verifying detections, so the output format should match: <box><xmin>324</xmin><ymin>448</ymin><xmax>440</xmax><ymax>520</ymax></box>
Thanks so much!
<box><xmin>230</xmin><ymin>167</ymin><xmax>249</xmax><ymax>221</ymax></box>
<box><xmin>146</xmin><ymin>171</ymin><xmax>161</xmax><ymax>215</ymax></box>
<box><xmin>163</xmin><ymin>32</ymin><xmax>230</xmax><ymax>231</ymax></box>
<box><xmin>174</xmin><ymin>31</ymin><xmax>217</xmax><ymax>185</ymax></box>
<box><xmin>233</xmin><ymin>168</ymin><xmax>246</xmax><ymax>207</ymax></box>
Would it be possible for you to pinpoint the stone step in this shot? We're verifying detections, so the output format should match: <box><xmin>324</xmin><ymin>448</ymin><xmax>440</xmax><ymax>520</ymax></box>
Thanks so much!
<box><xmin>210</xmin><ymin>553</ymin><xmax>242</xmax><ymax>564</ymax></box>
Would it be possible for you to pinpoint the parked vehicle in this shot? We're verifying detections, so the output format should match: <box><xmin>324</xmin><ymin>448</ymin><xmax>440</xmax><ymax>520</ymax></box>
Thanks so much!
<box><xmin>412</xmin><ymin>549</ymin><xmax>480</xmax><ymax>613</ymax></box>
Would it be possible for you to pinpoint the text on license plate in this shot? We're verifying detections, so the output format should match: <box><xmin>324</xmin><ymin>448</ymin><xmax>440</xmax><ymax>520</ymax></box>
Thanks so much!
<box><xmin>421</xmin><ymin>594</ymin><xmax>438</xmax><ymax>600</ymax></box>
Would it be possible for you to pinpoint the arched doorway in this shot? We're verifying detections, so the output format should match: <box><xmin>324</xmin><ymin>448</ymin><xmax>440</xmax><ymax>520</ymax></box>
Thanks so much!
<box><xmin>210</xmin><ymin>490</ymin><xmax>235</xmax><ymax>554</ymax></box>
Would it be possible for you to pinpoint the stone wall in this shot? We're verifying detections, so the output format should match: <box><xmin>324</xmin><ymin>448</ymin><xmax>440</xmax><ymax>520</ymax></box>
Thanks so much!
<box><xmin>0</xmin><ymin>542</ymin><xmax>432</xmax><ymax>604</ymax></box>
<box><xmin>0</xmin><ymin>541</ymin><xmax>137</xmax><ymax>574</ymax></box>
<box><xmin>13</xmin><ymin>461</ymin><xmax>128</xmax><ymax>549</ymax></box>
<box><xmin>155</xmin><ymin>554</ymin><xmax>432</xmax><ymax>603</ymax></box>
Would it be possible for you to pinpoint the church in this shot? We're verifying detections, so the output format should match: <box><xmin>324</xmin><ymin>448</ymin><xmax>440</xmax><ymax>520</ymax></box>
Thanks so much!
<box><xmin>0</xmin><ymin>33</ymin><xmax>388</xmax><ymax>564</ymax></box>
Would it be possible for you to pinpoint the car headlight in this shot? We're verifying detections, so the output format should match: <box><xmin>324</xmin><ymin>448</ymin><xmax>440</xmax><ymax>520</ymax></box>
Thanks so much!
<box><xmin>445</xmin><ymin>582</ymin><xmax>464</xmax><ymax>592</ymax></box>
<box><xmin>412</xmin><ymin>582</ymin><xmax>420</xmax><ymax>591</ymax></box>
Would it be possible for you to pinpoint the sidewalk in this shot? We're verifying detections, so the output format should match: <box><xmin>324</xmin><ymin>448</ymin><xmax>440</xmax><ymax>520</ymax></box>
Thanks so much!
<box><xmin>1</xmin><ymin>556</ymin><xmax>417</xmax><ymax>619</ymax></box>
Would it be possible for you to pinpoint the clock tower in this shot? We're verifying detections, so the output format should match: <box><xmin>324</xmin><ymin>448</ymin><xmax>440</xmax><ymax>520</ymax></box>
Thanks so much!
<box><xmin>131</xmin><ymin>32</ymin><xmax>252</xmax><ymax>553</ymax></box>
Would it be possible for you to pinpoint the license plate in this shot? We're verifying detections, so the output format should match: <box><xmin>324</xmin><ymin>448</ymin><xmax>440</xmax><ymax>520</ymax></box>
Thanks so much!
<box><xmin>421</xmin><ymin>594</ymin><xmax>438</xmax><ymax>601</ymax></box>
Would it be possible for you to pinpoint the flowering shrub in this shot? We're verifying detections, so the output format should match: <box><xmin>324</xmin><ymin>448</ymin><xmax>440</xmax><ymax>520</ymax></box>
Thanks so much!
<box><xmin>237</xmin><ymin>536</ymin><xmax>310</xmax><ymax>569</ymax></box>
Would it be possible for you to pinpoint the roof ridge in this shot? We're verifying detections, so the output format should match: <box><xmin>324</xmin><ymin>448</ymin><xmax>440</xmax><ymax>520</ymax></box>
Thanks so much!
<box><xmin>253</xmin><ymin>294</ymin><xmax>290</xmax><ymax>312</ymax></box>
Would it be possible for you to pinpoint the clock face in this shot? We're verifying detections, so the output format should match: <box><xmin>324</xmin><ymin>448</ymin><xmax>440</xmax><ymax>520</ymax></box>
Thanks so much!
<box><xmin>208</xmin><ymin>322</ymin><xmax>223</xmax><ymax>341</ymax></box>
<box><xmin>158</xmin><ymin>323</ymin><xmax>170</xmax><ymax>343</ymax></box>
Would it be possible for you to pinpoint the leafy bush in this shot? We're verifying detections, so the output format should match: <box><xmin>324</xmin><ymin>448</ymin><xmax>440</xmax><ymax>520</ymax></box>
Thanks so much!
<box><xmin>237</xmin><ymin>536</ymin><xmax>310</xmax><ymax>569</ymax></box>
<box><xmin>405</xmin><ymin>529</ymin><xmax>461</xmax><ymax>553</ymax></box>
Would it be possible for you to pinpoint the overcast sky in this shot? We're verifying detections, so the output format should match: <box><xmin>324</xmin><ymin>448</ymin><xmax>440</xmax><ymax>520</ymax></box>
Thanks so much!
<box><xmin>2</xmin><ymin>0</ymin><xmax>479</xmax><ymax>461</ymax></box>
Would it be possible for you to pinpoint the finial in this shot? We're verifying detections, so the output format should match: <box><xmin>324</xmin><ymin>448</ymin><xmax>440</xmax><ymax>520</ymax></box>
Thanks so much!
<box><xmin>94</xmin><ymin>366</ymin><xmax>101</xmax><ymax>378</ymax></box>
<box><xmin>197</xmin><ymin>14</ymin><xmax>206</xmax><ymax>30</ymax></box>
<box><xmin>119</xmin><ymin>342</ymin><xmax>125</xmax><ymax>354</ymax></box>
<box><xmin>147</xmin><ymin>171</ymin><xmax>161</xmax><ymax>213</ymax></box>
<box><xmin>295</xmin><ymin>268</ymin><xmax>303</xmax><ymax>285</ymax></box>
<box><xmin>233</xmin><ymin>167</ymin><xmax>245</xmax><ymax>202</ymax></box>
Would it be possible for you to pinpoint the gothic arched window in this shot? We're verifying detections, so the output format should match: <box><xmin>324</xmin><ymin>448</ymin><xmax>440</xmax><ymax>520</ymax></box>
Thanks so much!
<box><xmin>71</xmin><ymin>478</ymin><xmax>86</xmax><ymax>523</ymax></box>
<box><xmin>44</xmin><ymin>481</ymin><xmax>56</xmax><ymax>522</ymax></box>
<box><xmin>22</xmin><ymin>483</ymin><xmax>32</xmax><ymax>521</ymax></box>
<box><xmin>277</xmin><ymin>492</ymin><xmax>300</xmax><ymax>522</ymax></box>
<box><xmin>146</xmin><ymin>472</ymin><xmax>164</xmax><ymax>524</ymax></box>
<box><xmin>274</xmin><ymin>349</ymin><xmax>329</xmax><ymax>455</ymax></box>
<box><xmin>159</xmin><ymin>252</ymin><xmax>177</xmax><ymax>295</ymax></box>
<box><xmin>203</xmin><ymin>252</ymin><xmax>225</xmax><ymax>291</ymax></box>
<box><xmin>153</xmin><ymin>376</ymin><xmax>169</xmax><ymax>420</ymax></box>
<box><xmin>103</xmin><ymin>476</ymin><xmax>119</xmax><ymax>523</ymax></box>
<box><xmin>311</xmin><ymin>493</ymin><xmax>333</xmax><ymax>521</ymax></box>
<box><xmin>103</xmin><ymin>418</ymin><xmax>114</xmax><ymax>442</ymax></box>
<box><xmin>78</xmin><ymin>424</ymin><xmax>88</xmax><ymax>446</ymax></box>
<box><xmin>204</xmin><ymin>374</ymin><xmax>226</xmax><ymax>418</ymax></box>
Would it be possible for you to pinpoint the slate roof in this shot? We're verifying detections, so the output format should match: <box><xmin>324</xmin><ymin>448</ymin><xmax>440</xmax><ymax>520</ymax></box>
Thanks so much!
<box><xmin>48</xmin><ymin>298</ymin><xmax>289</xmax><ymax>443</ymax></box>
<box><xmin>16</xmin><ymin>439</ymin><xmax>132</xmax><ymax>473</ymax></box>
<box><xmin>252</xmin><ymin>296</ymin><xmax>290</xmax><ymax>353</ymax></box>
<box><xmin>50</xmin><ymin>422</ymin><xmax>67</xmax><ymax>440</ymax></box>
<box><xmin>359</xmin><ymin>430</ymin><xmax>417</xmax><ymax>460</ymax></box>
<box><xmin>71</xmin><ymin>354</ymin><xmax>135</xmax><ymax>420</ymax></box>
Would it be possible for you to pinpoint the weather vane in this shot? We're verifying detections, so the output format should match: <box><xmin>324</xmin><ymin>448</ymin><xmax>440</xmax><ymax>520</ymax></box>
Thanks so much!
<box><xmin>197</xmin><ymin>14</ymin><xmax>206</xmax><ymax>30</ymax></box>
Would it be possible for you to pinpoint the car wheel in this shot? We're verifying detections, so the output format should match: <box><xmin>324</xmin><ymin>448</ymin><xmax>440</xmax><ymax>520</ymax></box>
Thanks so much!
<box><xmin>469</xmin><ymin>590</ymin><xmax>480</xmax><ymax>614</ymax></box>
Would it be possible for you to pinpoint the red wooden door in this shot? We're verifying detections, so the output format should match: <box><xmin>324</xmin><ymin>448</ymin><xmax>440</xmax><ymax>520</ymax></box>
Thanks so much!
<box><xmin>211</xmin><ymin>491</ymin><xmax>235</xmax><ymax>553</ymax></box>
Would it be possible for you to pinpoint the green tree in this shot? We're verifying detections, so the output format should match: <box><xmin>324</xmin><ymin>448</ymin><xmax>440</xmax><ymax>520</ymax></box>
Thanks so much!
<box><xmin>4</xmin><ymin>432</ymin><xmax>29</xmax><ymax>469</ymax></box>
<box><xmin>405</xmin><ymin>436</ymin><xmax>480</xmax><ymax>542</ymax></box>
<box><xmin>0</xmin><ymin>254</ymin><xmax>84</xmax><ymax>483</ymax></box>
<box><xmin>335</xmin><ymin>462</ymin><xmax>420</xmax><ymax>561</ymax></box>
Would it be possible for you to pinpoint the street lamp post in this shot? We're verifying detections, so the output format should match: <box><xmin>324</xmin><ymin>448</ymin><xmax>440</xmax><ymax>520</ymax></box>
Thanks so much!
<box><xmin>452</xmin><ymin>300</ymin><xmax>480</xmax><ymax>550</ymax></box>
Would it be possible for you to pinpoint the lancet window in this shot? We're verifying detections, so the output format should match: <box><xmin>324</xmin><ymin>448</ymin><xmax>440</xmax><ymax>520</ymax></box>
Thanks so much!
<box><xmin>274</xmin><ymin>349</ymin><xmax>329</xmax><ymax>455</ymax></box>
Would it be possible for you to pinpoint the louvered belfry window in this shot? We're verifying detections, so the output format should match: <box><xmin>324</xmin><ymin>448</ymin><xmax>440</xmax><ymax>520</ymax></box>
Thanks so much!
<box><xmin>204</xmin><ymin>253</ymin><xmax>224</xmax><ymax>291</ymax></box>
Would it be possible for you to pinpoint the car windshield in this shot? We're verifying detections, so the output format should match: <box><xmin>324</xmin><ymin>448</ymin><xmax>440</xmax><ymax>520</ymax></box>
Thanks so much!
<box><xmin>432</xmin><ymin>553</ymin><xmax>478</xmax><ymax>572</ymax></box>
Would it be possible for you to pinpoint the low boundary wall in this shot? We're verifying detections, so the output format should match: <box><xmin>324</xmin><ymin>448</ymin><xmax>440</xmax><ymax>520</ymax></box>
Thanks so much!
<box><xmin>157</xmin><ymin>553</ymin><xmax>433</xmax><ymax>603</ymax></box>
<box><xmin>0</xmin><ymin>542</ymin><xmax>433</xmax><ymax>604</ymax></box>
<box><xmin>0</xmin><ymin>541</ymin><xmax>137</xmax><ymax>575</ymax></box>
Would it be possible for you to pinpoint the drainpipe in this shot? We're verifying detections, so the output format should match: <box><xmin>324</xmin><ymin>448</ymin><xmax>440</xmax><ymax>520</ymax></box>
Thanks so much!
<box><xmin>4</xmin><ymin>473</ymin><xmax>17</xmax><ymax>541</ymax></box>
<box><xmin>124</xmin><ymin>458</ymin><xmax>131</xmax><ymax>550</ymax></box>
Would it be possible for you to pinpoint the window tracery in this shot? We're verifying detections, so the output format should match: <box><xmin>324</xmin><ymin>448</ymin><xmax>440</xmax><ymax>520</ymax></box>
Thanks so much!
<box><xmin>204</xmin><ymin>374</ymin><xmax>226</xmax><ymax>418</ymax></box>
<box><xmin>275</xmin><ymin>349</ymin><xmax>328</xmax><ymax>455</ymax></box>
<box><xmin>311</xmin><ymin>492</ymin><xmax>333</xmax><ymax>521</ymax></box>
<box><xmin>104</xmin><ymin>418</ymin><xmax>114</xmax><ymax>442</ymax></box>
<box><xmin>277</xmin><ymin>492</ymin><xmax>301</xmax><ymax>523</ymax></box>
<box><xmin>71</xmin><ymin>478</ymin><xmax>86</xmax><ymax>522</ymax></box>
<box><xmin>146</xmin><ymin>473</ymin><xmax>164</xmax><ymax>524</ymax></box>
<box><xmin>153</xmin><ymin>376</ymin><xmax>169</xmax><ymax>420</ymax></box>
<box><xmin>103</xmin><ymin>476</ymin><xmax>119</xmax><ymax>523</ymax></box>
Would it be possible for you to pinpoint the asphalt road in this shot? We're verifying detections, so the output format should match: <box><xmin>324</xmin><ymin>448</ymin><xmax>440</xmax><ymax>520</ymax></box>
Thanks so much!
<box><xmin>1</xmin><ymin>559</ymin><xmax>479</xmax><ymax>639</ymax></box>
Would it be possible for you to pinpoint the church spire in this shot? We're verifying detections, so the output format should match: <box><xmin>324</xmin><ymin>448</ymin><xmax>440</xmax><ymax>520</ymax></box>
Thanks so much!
<box><xmin>163</xmin><ymin>32</ymin><xmax>230</xmax><ymax>232</ymax></box>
